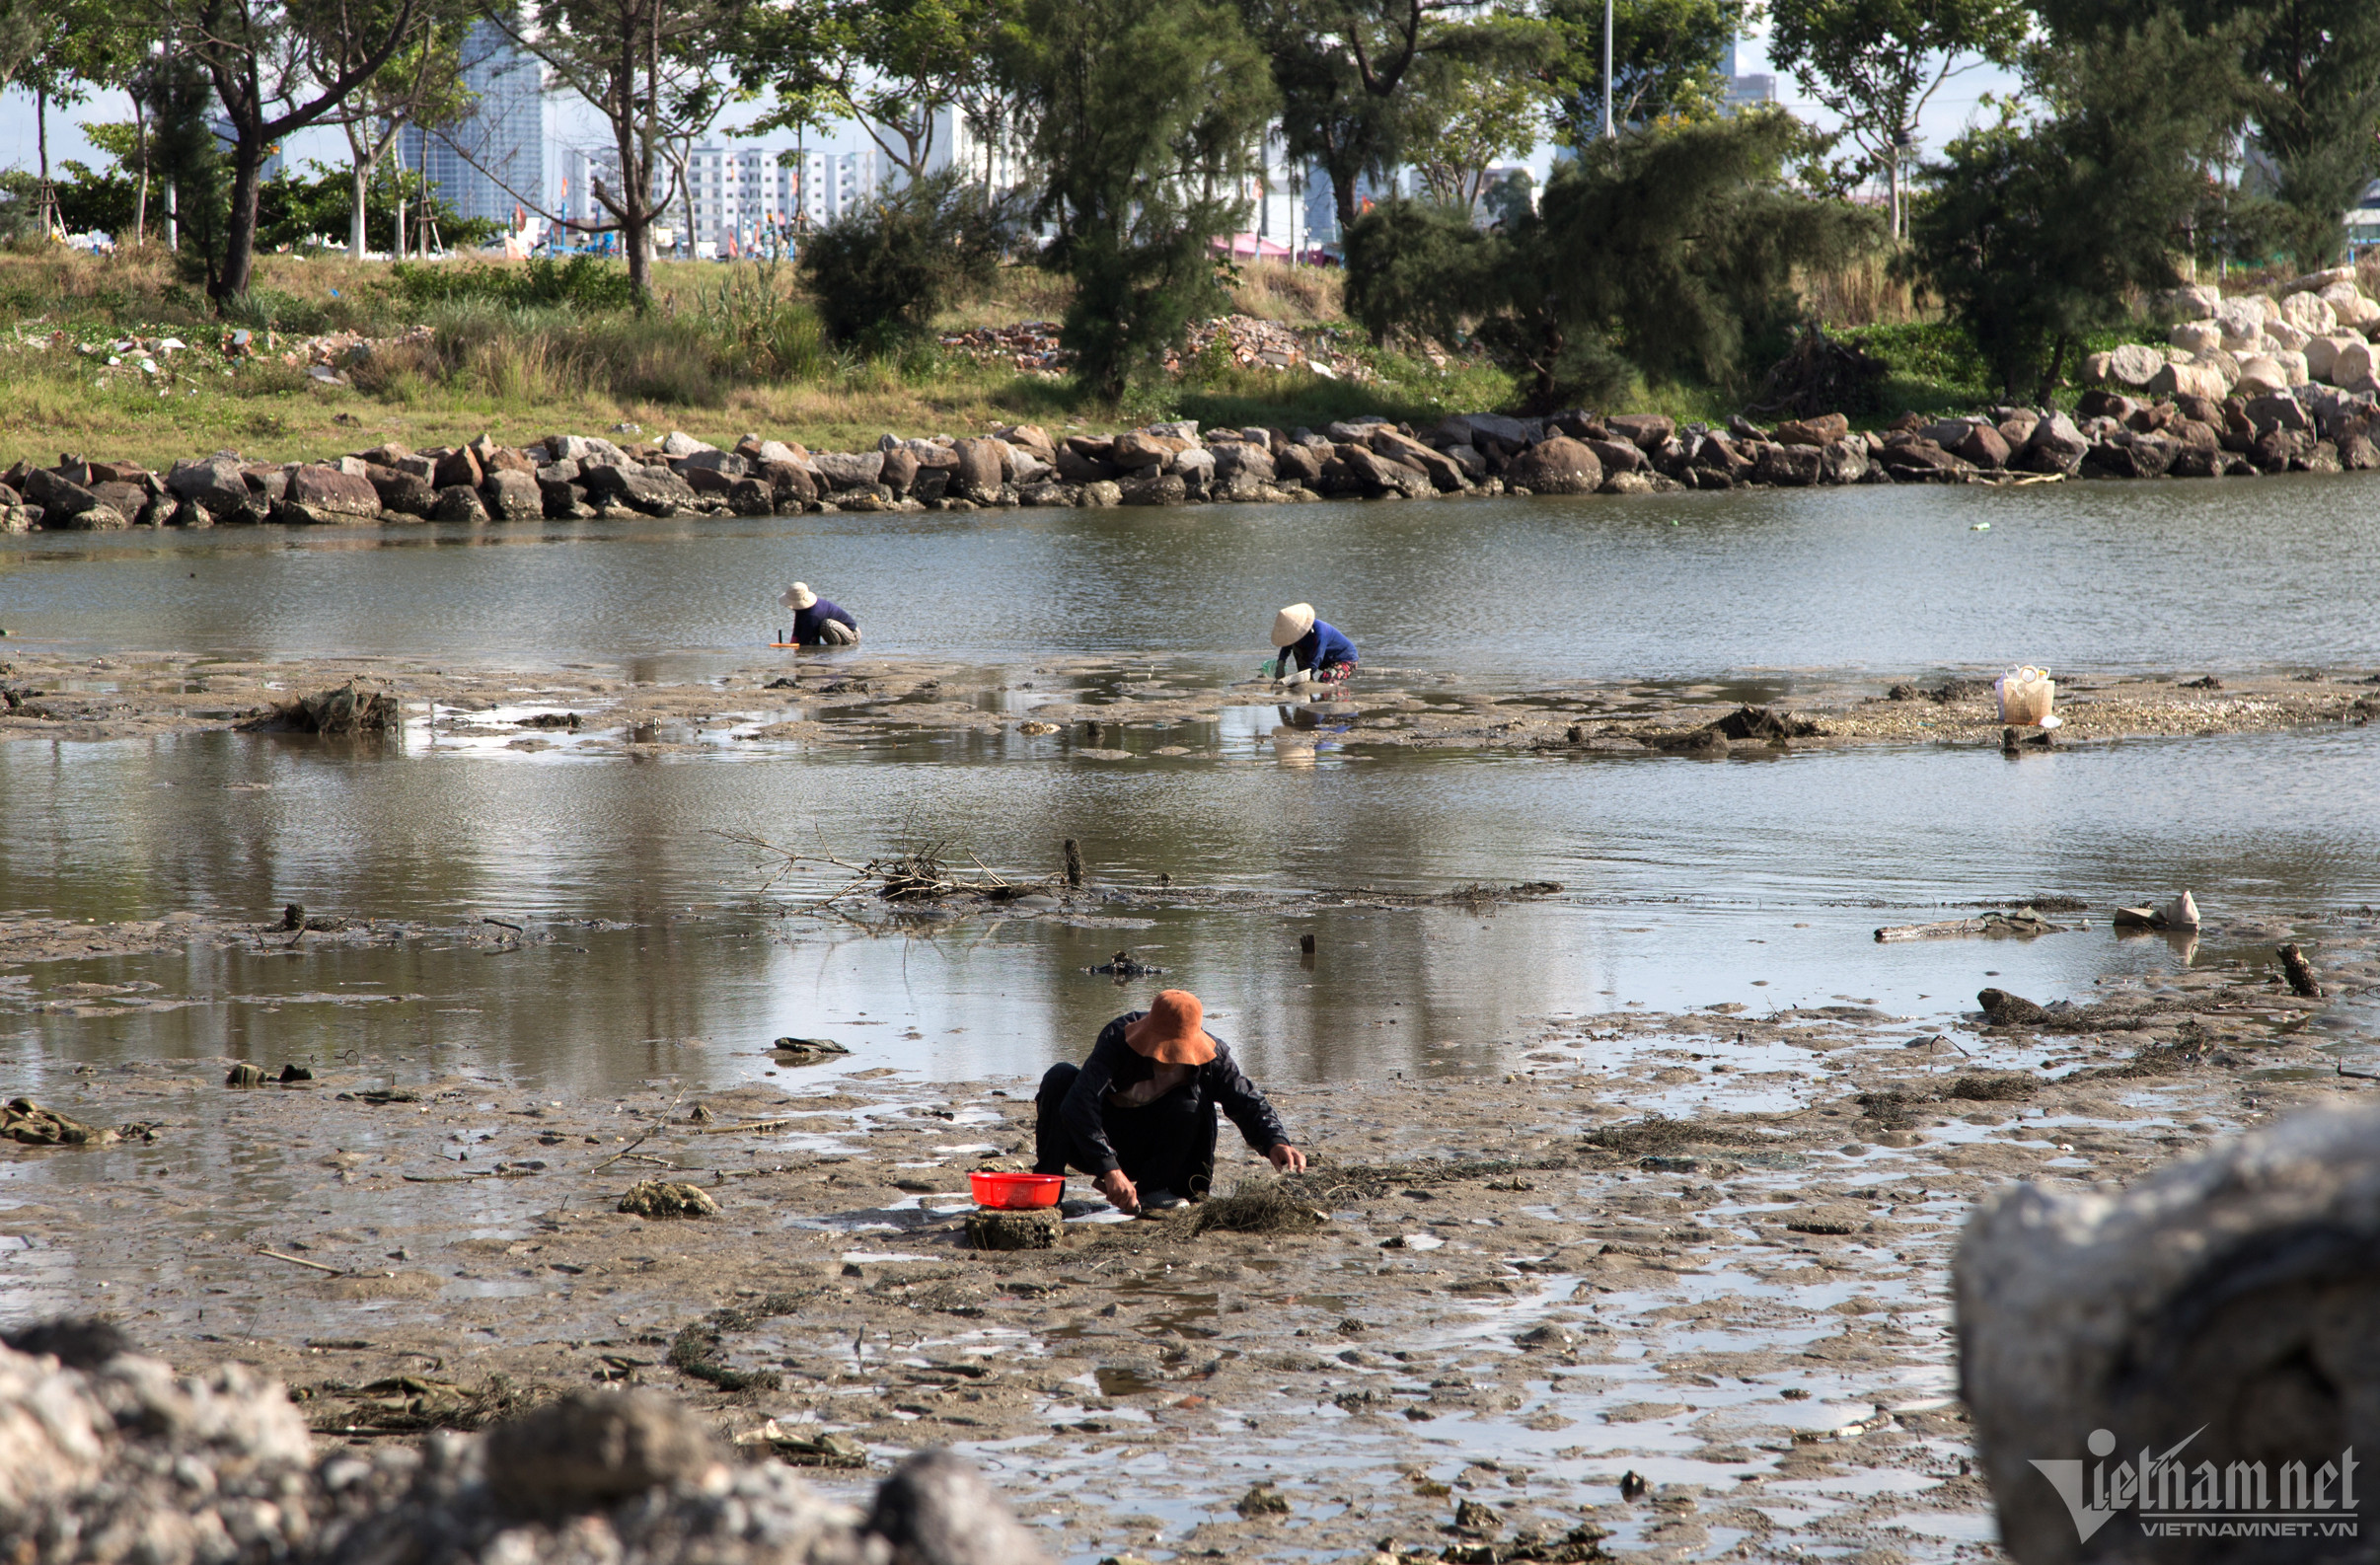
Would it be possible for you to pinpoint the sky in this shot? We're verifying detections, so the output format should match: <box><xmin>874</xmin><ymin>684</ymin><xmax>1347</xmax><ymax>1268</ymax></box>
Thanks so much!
<box><xmin>0</xmin><ymin>22</ymin><xmax>2025</xmax><ymax>202</ymax></box>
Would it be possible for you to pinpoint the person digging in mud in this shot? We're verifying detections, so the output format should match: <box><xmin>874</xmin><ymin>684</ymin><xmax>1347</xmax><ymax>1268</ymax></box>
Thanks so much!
<box><xmin>1269</xmin><ymin>602</ymin><xmax>1357</xmax><ymax>688</ymax></box>
<box><xmin>1035</xmin><ymin>989</ymin><xmax>1306</xmax><ymax>1216</ymax></box>
<box><xmin>780</xmin><ymin>582</ymin><xmax>859</xmax><ymax>646</ymax></box>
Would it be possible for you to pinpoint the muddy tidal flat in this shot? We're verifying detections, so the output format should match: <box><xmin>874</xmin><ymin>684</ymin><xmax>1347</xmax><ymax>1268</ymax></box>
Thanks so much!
<box><xmin>4</xmin><ymin>647</ymin><xmax>2376</xmax><ymax>756</ymax></box>
<box><xmin>6</xmin><ymin>913</ymin><xmax>2380</xmax><ymax>1563</ymax></box>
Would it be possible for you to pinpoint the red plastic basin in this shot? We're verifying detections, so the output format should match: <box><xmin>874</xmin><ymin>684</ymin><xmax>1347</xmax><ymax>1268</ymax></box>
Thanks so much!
<box><xmin>971</xmin><ymin>1171</ymin><xmax>1063</xmax><ymax>1210</ymax></box>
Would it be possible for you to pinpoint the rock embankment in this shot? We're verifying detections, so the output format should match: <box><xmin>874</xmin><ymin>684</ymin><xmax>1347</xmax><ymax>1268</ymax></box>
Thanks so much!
<box><xmin>2</xmin><ymin>378</ymin><xmax>2372</xmax><ymax>535</ymax></box>
<box><xmin>2091</xmin><ymin>266</ymin><xmax>2380</xmax><ymax>400</ymax></box>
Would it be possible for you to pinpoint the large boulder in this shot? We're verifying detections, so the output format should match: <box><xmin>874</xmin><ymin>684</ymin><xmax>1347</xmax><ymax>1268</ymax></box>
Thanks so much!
<box><xmin>2105</xmin><ymin>343</ymin><xmax>2166</xmax><ymax>388</ymax></box>
<box><xmin>1111</xmin><ymin>431</ymin><xmax>1188</xmax><ymax>470</ymax></box>
<box><xmin>2329</xmin><ymin>339</ymin><xmax>2380</xmax><ymax>390</ymax></box>
<box><xmin>1951</xmin><ymin>422</ymin><xmax>2012</xmax><ymax>469</ymax></box>
<box><xmin>1212</xmin><ymin>442</ymin><xmax>1276</xmax><ymax>484</ymax></box>
<box><xmin>1751</xmin><ymin>443</ymin><xmax>1823</xmax><ymax>486</ymax></box>
<box><xmin>1504</xmin><ymin>435</ymin><xmax>1603</xmax><ymax>494</ymax></box>
<box><xmin>2148</xmin><ymin>359</ymin><xmax>2228</xmax><ymax>402</ymax></box>
<box><xmin>1959</xmin><ymin>1107</ymin><xmax>2380</xmax><ymax>1565</ymax></box>
<box><xmin>811</xmin><ymin>450</ymin><xmax>885</xmax><ymax>490</ymax></box>
<box><xmin>951</xmin><ymin>437</ymin><xmax>1006</xmax><ymax>502</ymax></box>
<box><xmin>2278</xmin><ymin>289</ymin><xmax>2338</xmax><ymax>335</ymax></box>
<box><xmin>2215</xmin><ymin>296</ymin><xmax>2269</xmax><ymax>350</ymax></box>
<box><xmin>2304</xmin><ymin>335</ymin><xmax>2360</xmax><ymax>383</ymax></box>
<box><xmin>1585</xmin><ymin>437</ymin><xmax>1646</xmax><ymax>474</ymax></box>
<box><xmin>2151</xmin><ymin>280</ymin><xmax>2222</xmax><ymax>321</ymax></box>
<box><xmin>2167</xmin><ymin>319</ymin><xmax>2222</xmax><ymax>354</ymax></box>
<box><xmin>1367</xmin><ymin>428</ymin><xmax>1465</xmax><ymax>491</ymax></box>
<box><xmin>1771</xmin><ymin>413</ymin><xmax>1850</xmax><ymax>446</ymax></box>
<box><xmin>1821</xmin><ymin>436</ymin><xmax>1871</xmax><ymax>484</ymax></box>
<box><xmin>1603</xmin><ymin>413</ymin><xmax>1675</xmax><ymax>451</ymax></box>
<box><xmin>274</xmin><ymin>464</ymin><xmax>382</xmax><ymax>525</ymax></box>
<box><xmin>580</xmin><ymin>463</ymin><xmax>696</xmax><ymax>515</ymax></box>
<box><xmin>483</xmin><ymin>470</ymin><xmax>544</xmax><ymax>522</ymax></box>
<box><xmin>2318</xmin><ymin>280</ymin><xmax>2380</xmax><ymax>330</ymax></box>
<box><xmin>167</xmin><ymin>455</ymin><xmax>253</xmax><ymax>518</ymax></box>
<box><xmin>24</xmin><ymin>469</ymin><xmax>104</xmax><ymax>521</ymax></box>
<box><xmin>2233</xmin><ymin>355</ymin><xmax>2290</xmax><ymax>398</ymax></box>
<box><xmin>430</xmin><ymin>446</ymin><xmax>483</xmax><ymax>489</ymax></box>
<box><xmin>2244</xmin><ymin>392</ymin><xmax>2313</xmax><ymax>435</ymax></box>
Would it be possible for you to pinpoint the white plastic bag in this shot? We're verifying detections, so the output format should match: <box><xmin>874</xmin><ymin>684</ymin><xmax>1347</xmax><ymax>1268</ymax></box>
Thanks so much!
<box><xmin>1994</xmin><ymin>665</ymin><xmax>2057</xmax><ymax>727</ymax></box>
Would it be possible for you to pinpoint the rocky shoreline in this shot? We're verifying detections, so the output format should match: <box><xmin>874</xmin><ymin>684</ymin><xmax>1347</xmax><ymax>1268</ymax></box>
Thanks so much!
<box><xmin>6</xmin><ymin>368</ymin><xmax>2377</xmax><ymax>536</ymax></box>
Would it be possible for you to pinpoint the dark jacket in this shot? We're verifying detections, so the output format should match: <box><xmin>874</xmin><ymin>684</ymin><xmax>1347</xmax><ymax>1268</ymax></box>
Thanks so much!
<box><xmin>793</xmin><ymin>598</ymin><xmax>858</xmax><ymax>644</ymax></box>
<box><xmin>1060</xmin><ymin>1012</ymin><xmax>1290</xmax><ymax>1176</ymax></box>
<box><xmin>1280</xmin><ymin>619</ymin><xmax>1357</xmax><ymax>673</ymax></box>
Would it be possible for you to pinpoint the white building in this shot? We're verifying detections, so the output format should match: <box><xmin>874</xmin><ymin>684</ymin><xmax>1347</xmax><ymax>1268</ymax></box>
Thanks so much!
<box><xmin>400</xmin><ymin>20</ymin><xmax>544</xmax><ymax>231</ymax></box>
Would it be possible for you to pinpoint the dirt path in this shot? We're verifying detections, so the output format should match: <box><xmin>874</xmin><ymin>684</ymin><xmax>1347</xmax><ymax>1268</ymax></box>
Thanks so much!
<box><xmin>4</xmin><ymin>919</ymin><xmax>2374</xmax><ymax>1563</ymax></box>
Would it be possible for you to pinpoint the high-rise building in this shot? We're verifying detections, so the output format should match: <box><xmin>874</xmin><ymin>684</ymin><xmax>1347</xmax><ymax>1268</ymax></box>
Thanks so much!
<box><xmin>399</xmin><ymin>20</ymin><xmax>544</xmax><ymax>235</ymax></box>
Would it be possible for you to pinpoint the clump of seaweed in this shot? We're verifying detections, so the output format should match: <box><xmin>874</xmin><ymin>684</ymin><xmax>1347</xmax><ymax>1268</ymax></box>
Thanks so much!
<box><xmin>1189</xmin><ymin>1179</ymin><xmax>1328</xmax><ymax>1235</ymax></box>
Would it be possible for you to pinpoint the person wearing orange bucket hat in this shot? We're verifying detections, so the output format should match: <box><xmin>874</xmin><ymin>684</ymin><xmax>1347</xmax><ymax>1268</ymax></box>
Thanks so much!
<box><xmin>1034</xmin><ymin>989</ymin><xmax>1306</xmax><ymax>1216</ymax></box>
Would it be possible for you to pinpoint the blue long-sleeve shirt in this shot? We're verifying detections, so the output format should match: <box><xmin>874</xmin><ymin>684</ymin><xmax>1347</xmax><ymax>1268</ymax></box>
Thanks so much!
<box><xmin>1279</xmin><ymin>619</ymin><xmax>1356</xmax><ymax>674</ymax></box>
<box><xmin>792</xmin><ymin>598</ymin><xmax>857</xmax><ymax>644</ymax></box>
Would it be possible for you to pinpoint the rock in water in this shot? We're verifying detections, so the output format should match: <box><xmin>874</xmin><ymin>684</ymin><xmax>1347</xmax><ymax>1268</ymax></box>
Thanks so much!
<box><xmin>0</xmin><ymin>1098</ymin><xmax>115</xmax><ymax>1146</ymax></box>
<box><xmin>618</xmin><ymin>1180</ymin><xmax>720</xmax><ymax>1219</ymax></box>
<box><xmin>1958</xmin><ymin>1106</ymin><xmax>2380</xmax><ymax>1564</ymax></box>
<box><xmin>868</xmin><ymin>1450</ymin><xmax>1055</xmax><ymax>1565</ymax></box>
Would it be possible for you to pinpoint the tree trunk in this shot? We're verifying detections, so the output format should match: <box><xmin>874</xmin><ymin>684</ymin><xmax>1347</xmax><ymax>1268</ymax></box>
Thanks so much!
<box><xmin>1887</xmin><ymin>146</ymin><xmax>1902</xmax><ymax>241</ymax></box>
<box><xmin>350</xmin><ymin>162</ymin><xmax>372</xmax><ymax>259</ymax></box>
<box><xmin>35</xmin><ymin>83</ymin><xmax>50</xmax><ymax>236</ymax></box>
<box><xmin>215</xmin><ymin>136</ymin><xmax>267</xmax><ymax>303</ymax></box>
<box><xmin>131</xmin><ymin>100</ymin><xmax>151</xmax><ymax>247</ymax></box>
<box><xmin>623</xmin><ymin>202</ymin><xmax>651</xmax><ymax>295</ymax></box>
<box><xmin>392</xmin><ymin>150</ymin><xmax>407</xmax><ymax>258</ymax></box>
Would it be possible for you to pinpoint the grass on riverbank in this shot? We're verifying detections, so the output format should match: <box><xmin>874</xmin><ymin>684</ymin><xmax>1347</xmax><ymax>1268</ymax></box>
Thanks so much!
<box><xmin>0</xmin><ymin>247</ymin><xmax>1512</xmax><ymax>468</ymax></box>
<box><xmin>0</xmin><ymin>243</ymin><xmax>2111</xmax><ymax>470</ymax></box>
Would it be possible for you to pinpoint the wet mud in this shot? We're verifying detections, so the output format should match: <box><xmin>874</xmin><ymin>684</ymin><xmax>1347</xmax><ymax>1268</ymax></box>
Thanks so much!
<box><xmin>5</xmin><ymin>914</ymin><xmax>2378</xmax><ymax>1563</ymax></box>
<box><xmin>3</xmin><ymin>647</ymin><xmax>2376</xmax><ymax>757</ymax></box>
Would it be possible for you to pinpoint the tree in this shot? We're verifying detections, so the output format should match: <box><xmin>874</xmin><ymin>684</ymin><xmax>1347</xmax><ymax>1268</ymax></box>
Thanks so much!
<box><xmin>0</xmin><ymin>0</ymin><xmax>47</xmax><ymax>103</ymax></box>
<box><xmin>1347</xmin><ymin>111</ymin><xmax>1881</xmax><ymax>408</ymax></box>
<box><xmin>141</xmin><ymin>0</ymin><xmax>425</xmax><ymax>302</ymax></box>
<box><xmin>2037</xmin><ymin>0</ymin><xmax>2380</xmax><ymax>270</ymax></box>
<box><xmin>1241</xmin><ymin>0</ymin><xmax>1539</xmax><ymax>235</ymax></box>
<box><xmin>490</xmin><ymin>0</ymin><xmax>744</xmax><ymax>299</ymax></box>
<box><xmin>1908</xmin><ymin>15</ymin><xmax>2246</xmax><ymax>400</ymax></box>
<box><xmin>734</xmin><ymin>0</ymin><xmax>996</xmax><ymax>184</ymax></box>
<box><xmin>1404</xmin><ymin>56</ymin><xmax>1541</xmax><ymax>208</ymax></box>
<box><xmin>1767</xmin><ymin>0</ymin><xmax>2027</xmax><ymax>239</ymax></box>
<box><xmin>1537</xmin><ymin>0</ymin><xmax>1742</xmax><ymax>145</ymax></box>
<box><xmin>1001</xmin><ymin>0</ymin><xmax>1277</xmax><ymax>400</ymax></box>
<box><xmin>799</xmin><ymin>169</ymin><xmax>1004</xmax><ymax>346</ymax></box>
<box><xmin>144</xmin><ymin>51</ymin><xmax>229</xmax><ymax>282</ymax></box>
<box><xmin>311</xmin><ymin>4</ymin><xmax>480</xmax><ymax>259</ymax></box>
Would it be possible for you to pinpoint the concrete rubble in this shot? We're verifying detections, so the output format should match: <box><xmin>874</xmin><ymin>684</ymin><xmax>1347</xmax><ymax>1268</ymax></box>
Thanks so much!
<box><xmin>1956</xmin><ymin>1104</ymin><xmax>2380</xmax><ymax>1564</ymax></box>
<box><xmin>0</xmin><ymin>1327</ymin><xmax>1050</xmax><ymax>1565</ymax></box>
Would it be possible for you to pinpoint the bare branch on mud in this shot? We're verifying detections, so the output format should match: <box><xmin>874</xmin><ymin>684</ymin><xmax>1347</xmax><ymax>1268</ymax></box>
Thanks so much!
<box><xmin>711</xmin><ymin>828</ymin><xmax>1056</xmax><ymax>908</ymax></box>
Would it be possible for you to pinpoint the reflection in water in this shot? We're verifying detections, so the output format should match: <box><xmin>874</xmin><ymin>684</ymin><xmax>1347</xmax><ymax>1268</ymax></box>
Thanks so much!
<box><xmin>1</xmin><ymin>724</ymin><xmax>2374</xmax><ymax>1091</ymax></box>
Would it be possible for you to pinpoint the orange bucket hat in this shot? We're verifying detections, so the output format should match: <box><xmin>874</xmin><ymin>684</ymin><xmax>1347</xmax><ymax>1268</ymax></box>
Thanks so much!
<box><xmin>1124</xmin><ymin>990</ymin><xmax>1217</xmax><ymax>1066</ymax></box>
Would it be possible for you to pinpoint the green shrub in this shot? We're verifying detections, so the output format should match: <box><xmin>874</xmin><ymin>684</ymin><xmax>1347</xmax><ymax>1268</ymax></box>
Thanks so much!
<box><xmin>798</xmin><ymin>171</ymin><xmax>1004</xmax><ymax>349</ymax></box>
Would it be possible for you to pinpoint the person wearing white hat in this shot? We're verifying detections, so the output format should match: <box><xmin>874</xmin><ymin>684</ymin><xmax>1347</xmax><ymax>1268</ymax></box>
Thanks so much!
<box><xmin>779</xmin><ymin>583</ymin><xmax>859</xmax><ymax>646</ymax></box>
<box><xmin>1268</xmin><ymin>602</ymin><xmax>1357</xmax><ymax>687</ymax></box>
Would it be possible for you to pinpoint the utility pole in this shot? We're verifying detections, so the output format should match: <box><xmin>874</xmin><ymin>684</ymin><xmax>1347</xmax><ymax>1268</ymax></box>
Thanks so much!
<box><xmin>1600</xmin><ymin>0</ymin><xmax>1614</xmax><ymax>139</ymax></box>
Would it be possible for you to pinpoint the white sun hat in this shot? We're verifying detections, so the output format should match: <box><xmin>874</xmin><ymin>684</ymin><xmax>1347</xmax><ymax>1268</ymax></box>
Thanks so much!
<box><xmin>1270</xmin><ymin>602</ymin><xmax>1316</xmax><ymax>647</ymax></box>
<box><xmin>780</xmin><ymin>582</ymin><xmax>818</xmax><ymax>611</ymax></box>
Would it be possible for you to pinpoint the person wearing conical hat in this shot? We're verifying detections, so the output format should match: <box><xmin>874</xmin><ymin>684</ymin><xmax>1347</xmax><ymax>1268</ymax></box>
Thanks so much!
<box><xmin>1034</xmin><ymin>989</ymin><xmax>1306</xmax><ymax>1216</ymax></box>
<box><xmin>779</xmin><ymin>582</ymin><xmax>859</xmax><ymax>646</ymax></box>
<box><xmin>1268</xmin><ymin>602</ymin><xmax>1356</xmax><ymax>686</ymax></box>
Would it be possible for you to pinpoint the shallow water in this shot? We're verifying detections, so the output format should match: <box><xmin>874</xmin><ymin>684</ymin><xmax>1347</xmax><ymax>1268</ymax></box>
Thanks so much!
<box><xmin>5</xmin><ymin>485</ymin><xmax>2380</xmax><ymax>1089</ymax></box>
<box><xmin>5</xmin><ymin>476</ymin><xmax>2380</xmax><ymax>679</ymax></box>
